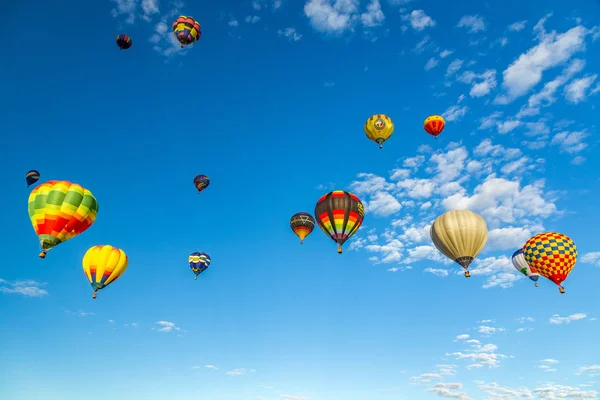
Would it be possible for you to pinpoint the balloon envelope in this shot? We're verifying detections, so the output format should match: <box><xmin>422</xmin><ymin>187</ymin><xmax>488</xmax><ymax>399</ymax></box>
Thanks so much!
<box><xmin>364</xmin><ymin>114</ymin><xmax>394</xmax><ymax>149</ymax></box>
<box><xmin>28</xmin><ymin>180</ymin><xmax>98</xmax><ymax>257</ymax></box>
<box><xmin>290</xmin><ymin>212</ymin><xmax>315</xmax><ymax>244</ymax></box>
<box><xmin>522</xmin><ymin>232</ymin><xmax>577</xmax><ymax>288</ymax></box>
<box><xmin>314</xmin><ymin>191</ymin><xmax>364</xmax><ymax>253</ymax></box>
<box><xmin>25</xmin><ymin>170</ymin><xmax>40</xmax><ymax>187</ymax></box>
<box><xmin>430</xmin><ymin>210</ymin><xmax>488</xmax><ymax>273</ymax></box>
<box><xmin>82</xmin><ymin>245</ymin><xmax>128</xmax><ymax>298</ymax></box>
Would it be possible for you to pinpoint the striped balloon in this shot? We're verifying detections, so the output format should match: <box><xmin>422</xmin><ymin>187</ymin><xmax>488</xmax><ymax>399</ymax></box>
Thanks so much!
<box><xmin>28</xmin><ymin>180</ymin><xmax>99</xmax><ymax>258</ymax></box>
<box><xmin>83</xmin><ymin>245</ymin><xmax>129</xmax><ymax>299</ymax></box>
<box><xmin>314</xmin><ymin>191</ymin><xmax>364</xmax><ymax>253</ymax></box>
<box><xmin>172</xmin><ymin>16</ymin><xmax>201</xmax><ymax>48</ymax></box>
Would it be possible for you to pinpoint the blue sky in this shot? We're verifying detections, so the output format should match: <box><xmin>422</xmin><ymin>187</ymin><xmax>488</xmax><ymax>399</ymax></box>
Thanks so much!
<box><xmin>1</xmin><ymin>0</ymin><xmax>600</xmax><ymax>399</ymax></box>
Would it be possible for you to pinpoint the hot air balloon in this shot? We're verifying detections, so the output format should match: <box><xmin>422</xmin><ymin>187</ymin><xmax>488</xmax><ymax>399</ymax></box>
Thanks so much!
<box><xmin>173</xmin><ymin>16</ymin><xmax>201</xmax><ymax>48</ymax></box>
<box><xmin>364</xmin><ymin>114</ymin><xmax>394</xmax><ymax>149</ymax></box>
<box><xmin>511</xmin><ymin>249</ymin><xmax>540</xmax><ymax>287</ymax></box>
<box><xmin>315</xmin><ymin>191</ymin><xmax>364</xmax><ymax>254</ymax></box>
<box><xmin>25</xmin><ymin>170</ymin><xmax>40</xmax><ymax>187</ymax></box>
<box><xmin>189</xmin><ymin>252</ymin><xmax>211</xmax><ymax>280</ymax></box>
<box><xmin>290</xmin><ymin>212</ymin><xmax>315</xmax><ymax>244</ymax></box>
<box><xmin>82</xmin><ymin>245</ymin><xmax>128</xmax><ymax>299</ymax></box>
<box><xmin>424</xmin><ymin>115</ymin><xmax>445</xmax><ymax>138</ymax></box>
<box><xmin>116</xmin><ymin>34</ymin><xmax>132</xmax><ymax>50</ymax></box>
<box><xmin>28</xmin><ymin>180</ymin><xmax>99</xmax><ymax>258</ymax></box>
<box><xmin>193</xmin><ymin>175</ymin><xmax>210</xmax><ymax>193</ymax></box>
<box><xmin>522</xmin><ymin>232</ymin><xmax>577</xmax><ymax>294</ymax></box>
<box><xmin>430</xmin><ymin>210</ymin><xmax>488</xmax><ymax>277</ymax></box>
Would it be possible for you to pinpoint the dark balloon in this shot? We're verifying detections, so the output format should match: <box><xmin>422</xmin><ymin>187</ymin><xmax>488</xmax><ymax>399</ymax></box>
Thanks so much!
<box><xmin>25</xmin><ymin>170</ymin><xmax>40</xmax><ymax>187</ymax></box>
<box><xmin>116</xmin><ymin>34</ymin><xmax>132</xmax><ymax>50</ymax></box>
<box><xmin>314</xmin><ymin>191</ymin><xmax>365</xmax><ymax>253</ymax></box>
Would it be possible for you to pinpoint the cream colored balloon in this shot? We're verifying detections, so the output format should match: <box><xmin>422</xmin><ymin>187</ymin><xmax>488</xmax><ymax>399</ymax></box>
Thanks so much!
<box><xmin>430</xmin><ymin>210</ymin><xmax>488</xmax><ymax>277</ymax></box>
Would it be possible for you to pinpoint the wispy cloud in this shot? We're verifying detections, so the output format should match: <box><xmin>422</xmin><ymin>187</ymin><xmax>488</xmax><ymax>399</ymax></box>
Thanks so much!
<box><xmin>548</xmin><ymin>313</ymin><xmax>587</xmax><ymax>324</ymax></box>
<box><xmin>154</xmin><ymin>321</ymin><xmax>184</xmax><ymax>332</ymax></box>
<box><xmin>226</xmin><ymin>368</ymin><xmax>256</xmax><ymax>376</ymax></box>
<box><xmin>65</xmin><ymin>310</ymin><xmax>95</xmax><ymax>317</ymax></box>
<box><xmin>0</xmin><ymin>278</ymin><xmax>48</xmax><ymax>297</ymax></box>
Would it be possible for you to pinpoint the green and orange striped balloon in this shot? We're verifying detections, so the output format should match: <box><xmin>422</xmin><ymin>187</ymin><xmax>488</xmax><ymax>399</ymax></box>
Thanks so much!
<box><xmin>28</xmin><ymin>180</ymin><xmax>99</xmax><ymax>258</ymax></box>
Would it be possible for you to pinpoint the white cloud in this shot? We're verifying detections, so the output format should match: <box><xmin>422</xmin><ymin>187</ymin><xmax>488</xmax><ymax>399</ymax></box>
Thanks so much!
<box><xmin>245</xmin><ymin>15</ymin><xmax>261</xmax><ymax>23</ymax></box>
<box><xmin>110</xmin><ymin>0</ymin><xmax>137</xmax><ymax>24</ymax></box>
<box><xmin>446</xmin><ymin>59</ymin><xmax>464</xmax><ymax>77</ymax></box>
<box><xmin>508</xmin><ymin>20</ymin><xmax>527</xmax><ymax>32</ymax></box>
<box><xmin>303</xmin><ymin>0</ymin><xmax>359</xmax><ymax>34</ymax></box>
<box><xmin>457</xmin><ymin>69</ymin><xmax>497</xmax><ymax>97</ymax></box>
<box><xmin>550</xmin><ymin>131</ymin><xmax>588</xmax><ymax>154</ymax></box>
<box><xmin>440</xmin><ymin>49</ymin><xmax>453</xmax><ymax>58</ymax></box>
<box><xmin>494</xmin><ymin>17</ymin><xmax>592</xmax><ymax>104</ymax></box>
<box><xmin>228</xmin><ymin>19</ymin><xmax>239</xmax><ymax>27</ymax></box>
<box><xmin>487</xmin><ymin>226</ymin><xmax>534</xmax><ymax>251</ymax></box>
<box><xmin>517</xmin><ymin>317</ymin><xmax>535</xmax><ymax>323</ymax></box>
<box><xmin>226</xmin><ymin>368</ymin><xmax>256</xmax><ymax>376</ymax></box>
<box><xmin>578</xmin><ymin>365</ymin><xmax>600</xmax><ymax>377</ymax></box>
<box><xmin>65</xmin><ymin>310</ymin><xmax>95</xmax><ymax>317</ymax></box>
<box><xmin>478</xmin><ymin>325</ymin><xmax>506</xmax><ymax>335</ymax></box>
<box><xmin>278</xmin><ymin>27</ymin><xmax>303</xmax><ymax>41</ymax></box>
<box><xmin>361</xmin><ymin>0</ymin><xmax>385</xmax><ymax>28</ymax></box>
<box><xmin>0</xmin><ymin>278</ymin><xmax>48</xmax><ymax>297</ymax></box>
<box><xmin>154</xmin><ymin>321</ymin><xmax>183</xmax><ymax>332</ymax></box>
<box><xmin>517</xmin><ymin>58</ymin><xmax>585</xmax><ymax>117</ymax></box>
<box><xmin>148</xmin><ymin>3</ymin><xmax>188</xmax><ymax>58</ymax></box>
<box><xmin>548</xmin><ymin>313</ymin><xmax>587</xmax><ymax>324</ymax></box>
<box><xmin>428</xmin><ymin>382</ymin><xmax>471</xmax><ymax>400</ymax></box>
<box><xmin>364</xmin><ymin>191</ymin><xmax>402</xmax><ymax>216</ymax></box>
<box><xmin>405</xmin><ymin>9</ymin><xmax>435</xmax><ymax>31</ymax></box>
<box><xmin>442</xmin><ymin>104</ymin><xmax>468</xmax><ymax>122</ymax></box>
<box><xmin>140</xmin><ymin>0</ymin><xmax>159</xmax><ymax>20</ymax></box>
<box><xmin>533</xmin><ymin>384</ymin><xmax>597</xmax><ymax>399</ymax></box>
<box><xmin>447</xmin><ymin>341</ymin><xmax>507</xmax><ymax>368</ymax></box>
<box><xmin>564</xmin><ymin>74</ymin><xmax>598</xmax><ymax>103</ymax></box>
<box><xmin>425</xmin><ymin>57</ymin><xmax>438</xmax><ymax>70</ymax></box>
<box><xmin>424</xmin><ymin>268</ymin><xmax>449</xmax><ymax>277</ymax></box>
<box><xmin>581</xmin><ymin>252</ymin><xmax>600</xmax><ymax>266</ymax></box>
<box><xmin>457</xmin><ymin>15</ymin><xmax>486</xmax><ymax>33</ymax></box>
<box><xmin>205</xmin><ymin>364</ymin><xmax>219</xmax><ymax>370</ymax></box>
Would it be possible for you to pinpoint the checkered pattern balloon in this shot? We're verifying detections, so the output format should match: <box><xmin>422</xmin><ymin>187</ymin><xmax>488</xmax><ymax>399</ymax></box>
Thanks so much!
<box><xmin>522</xmin><ymin>232</ymin><xmax>577</xmax><ymax>287</ymax></box>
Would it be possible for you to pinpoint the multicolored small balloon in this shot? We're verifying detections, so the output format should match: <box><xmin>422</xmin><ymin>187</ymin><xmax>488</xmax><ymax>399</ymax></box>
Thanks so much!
<box><xmin>25</xmin><ymin>170</ymin><xmax>40</xmax><ymax>187</ymax></box>
<box><xmin>116</xmin><ymin>34</ymin><xmax>132</xmax><ymax>50</ymax></box>
<box><xmin>189</xmin><ymin>252</ymin><xmax>211</xmax><ymax>280</ymax></box>
<box><xmin>290</xmin><ymin>212</ymin><xmax>315</xmax><ymax>244</ymax></box>
<box><xmin>193</xmin><ymin>175</ymin><xmax>210</xmax><ymax>194</ymax></box>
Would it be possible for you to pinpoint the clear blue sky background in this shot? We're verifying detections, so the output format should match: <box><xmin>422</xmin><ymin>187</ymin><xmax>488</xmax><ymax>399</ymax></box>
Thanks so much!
<box><xmin>1</xmin><ymin>1</ymin><xmax>600</xmax><ymax>399</ymax></box>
